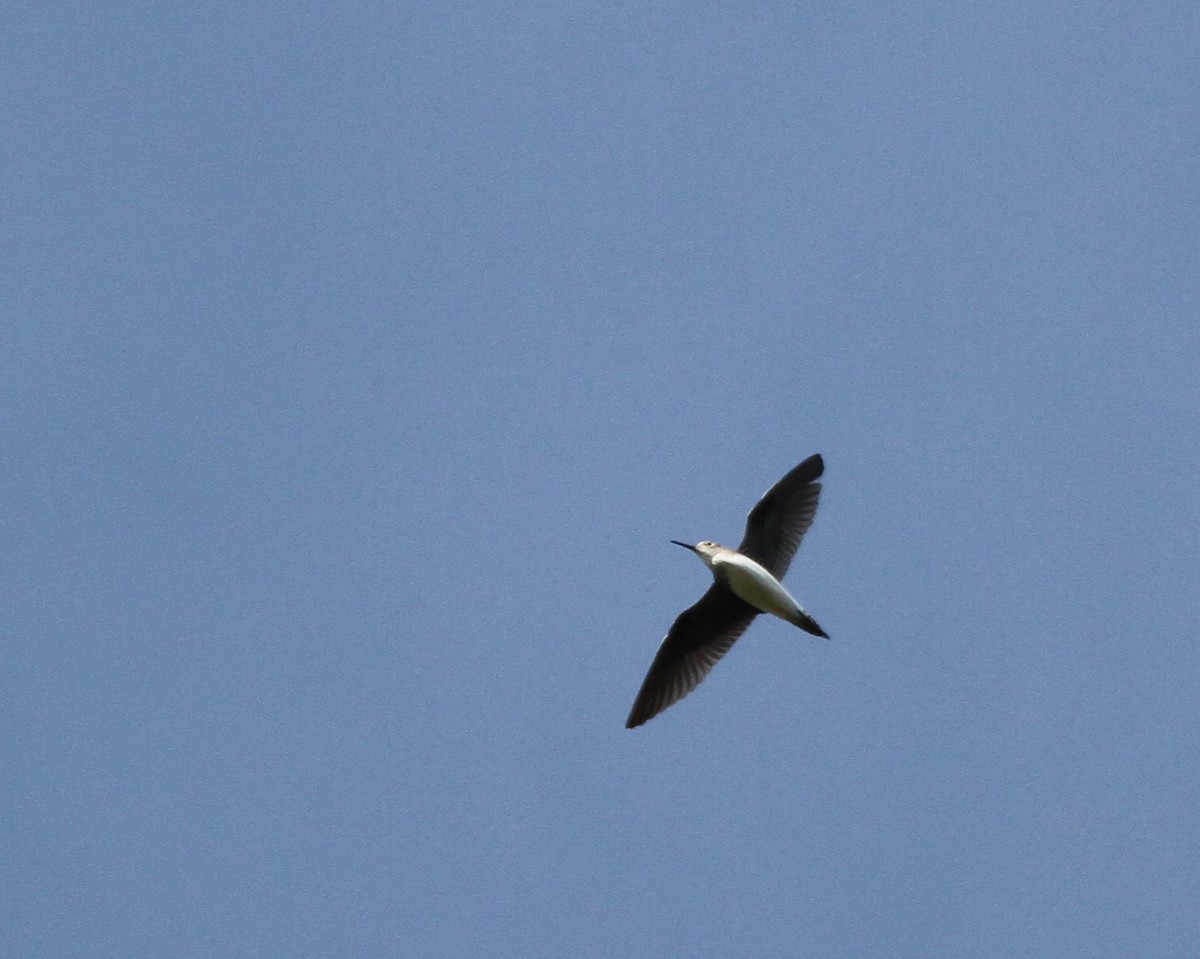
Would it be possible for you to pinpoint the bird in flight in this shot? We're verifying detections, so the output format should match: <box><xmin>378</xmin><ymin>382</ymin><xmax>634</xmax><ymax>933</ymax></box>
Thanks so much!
<box><xmin>626</xmin><ymin>453</ymin><xmax>828</xmax><ymax>728</ymax></box>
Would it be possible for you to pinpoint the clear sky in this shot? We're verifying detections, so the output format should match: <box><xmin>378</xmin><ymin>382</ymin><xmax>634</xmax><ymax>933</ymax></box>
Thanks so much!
<box><xmin>4</xmin><ymin>3</ymin><xmax>1199</xmax><ymax>956</ymax></box>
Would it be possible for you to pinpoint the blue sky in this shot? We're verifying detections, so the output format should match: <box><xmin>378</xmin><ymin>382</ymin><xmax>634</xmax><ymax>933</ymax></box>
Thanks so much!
<box><xmin>4</xmin><ymin>3</ymin><xmax>1199</xmax><ymax>956</ymax></box>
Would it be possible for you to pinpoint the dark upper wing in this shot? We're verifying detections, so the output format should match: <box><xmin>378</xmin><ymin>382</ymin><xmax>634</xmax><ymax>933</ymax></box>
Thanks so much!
<box><xmin>625</xmin><ymin>583</ymin><xmax>759</xmax><ymax>728</ymax></box>
<box><xmin>737</xmin><ymin>453</ymin><xmax>823</xmax><ymax>579</ymax></box>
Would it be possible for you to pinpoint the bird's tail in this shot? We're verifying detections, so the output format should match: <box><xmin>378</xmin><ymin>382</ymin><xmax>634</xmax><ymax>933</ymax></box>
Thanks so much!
<box><xmin>789</xmin><ymin>608</ymin><xmax>829</xmax><ymax>639</ymax></box>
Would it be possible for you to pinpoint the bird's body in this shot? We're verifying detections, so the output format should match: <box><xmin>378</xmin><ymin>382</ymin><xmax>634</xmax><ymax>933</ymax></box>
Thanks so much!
<box><xmin>687</xmin><ymin>542</ymin><xmax>825</xmax><ymax>635</ymax></box>
<box><xmin>626</xmin><ymin>453</ymin><xmax>828</xmax><ymax>728</ymax></box>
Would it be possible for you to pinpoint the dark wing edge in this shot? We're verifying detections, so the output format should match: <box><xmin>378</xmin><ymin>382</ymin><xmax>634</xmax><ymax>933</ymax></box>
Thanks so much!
<box><xmin>738</xmin><ymin>453</ymin><xmax>824</xmax><ymax>578</ymax></box>
<box><xmin>625</xmin><ymin>584</ymin><xmax>758</xmax><ymax>729</ymax></box>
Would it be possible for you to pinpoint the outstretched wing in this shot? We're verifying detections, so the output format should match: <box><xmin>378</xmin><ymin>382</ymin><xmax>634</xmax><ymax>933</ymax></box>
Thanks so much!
<box><xmin>625</xmin><ymin>583</ymin><xmax>759</xmax><ymax>728</ymax></box>
<box><xmin>737</xmin><ymin>453</ymin><xmax>823</xmax><ymax>579</ymax></box>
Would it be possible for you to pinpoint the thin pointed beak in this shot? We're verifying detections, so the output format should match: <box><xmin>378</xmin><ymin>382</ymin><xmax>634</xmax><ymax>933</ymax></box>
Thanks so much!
<box><xmin>670</xmin><ymin>540</ymin><xmax>696</xmax><ymax>552</ymax></box>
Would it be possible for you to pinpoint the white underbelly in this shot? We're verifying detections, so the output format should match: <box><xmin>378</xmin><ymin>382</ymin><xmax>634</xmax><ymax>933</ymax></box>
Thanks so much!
<box><xmin>718</xmin><ymin>554</ymin><xmax>800</xmax><ymax>620</ymax></box>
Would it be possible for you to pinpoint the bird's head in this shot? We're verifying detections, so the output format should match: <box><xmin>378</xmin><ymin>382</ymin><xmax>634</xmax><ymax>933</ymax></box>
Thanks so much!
<box><xmin>671</xmin><ymin>539</ymin><xmax>724</xmax><ymax>568</ymax></box>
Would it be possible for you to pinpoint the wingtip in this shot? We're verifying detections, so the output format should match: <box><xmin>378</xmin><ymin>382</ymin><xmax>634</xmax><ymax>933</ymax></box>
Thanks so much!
<box><xmin>625</xmin><ymin>707</ymin><xmax>652</xmax><ymax>729</ymax></box>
